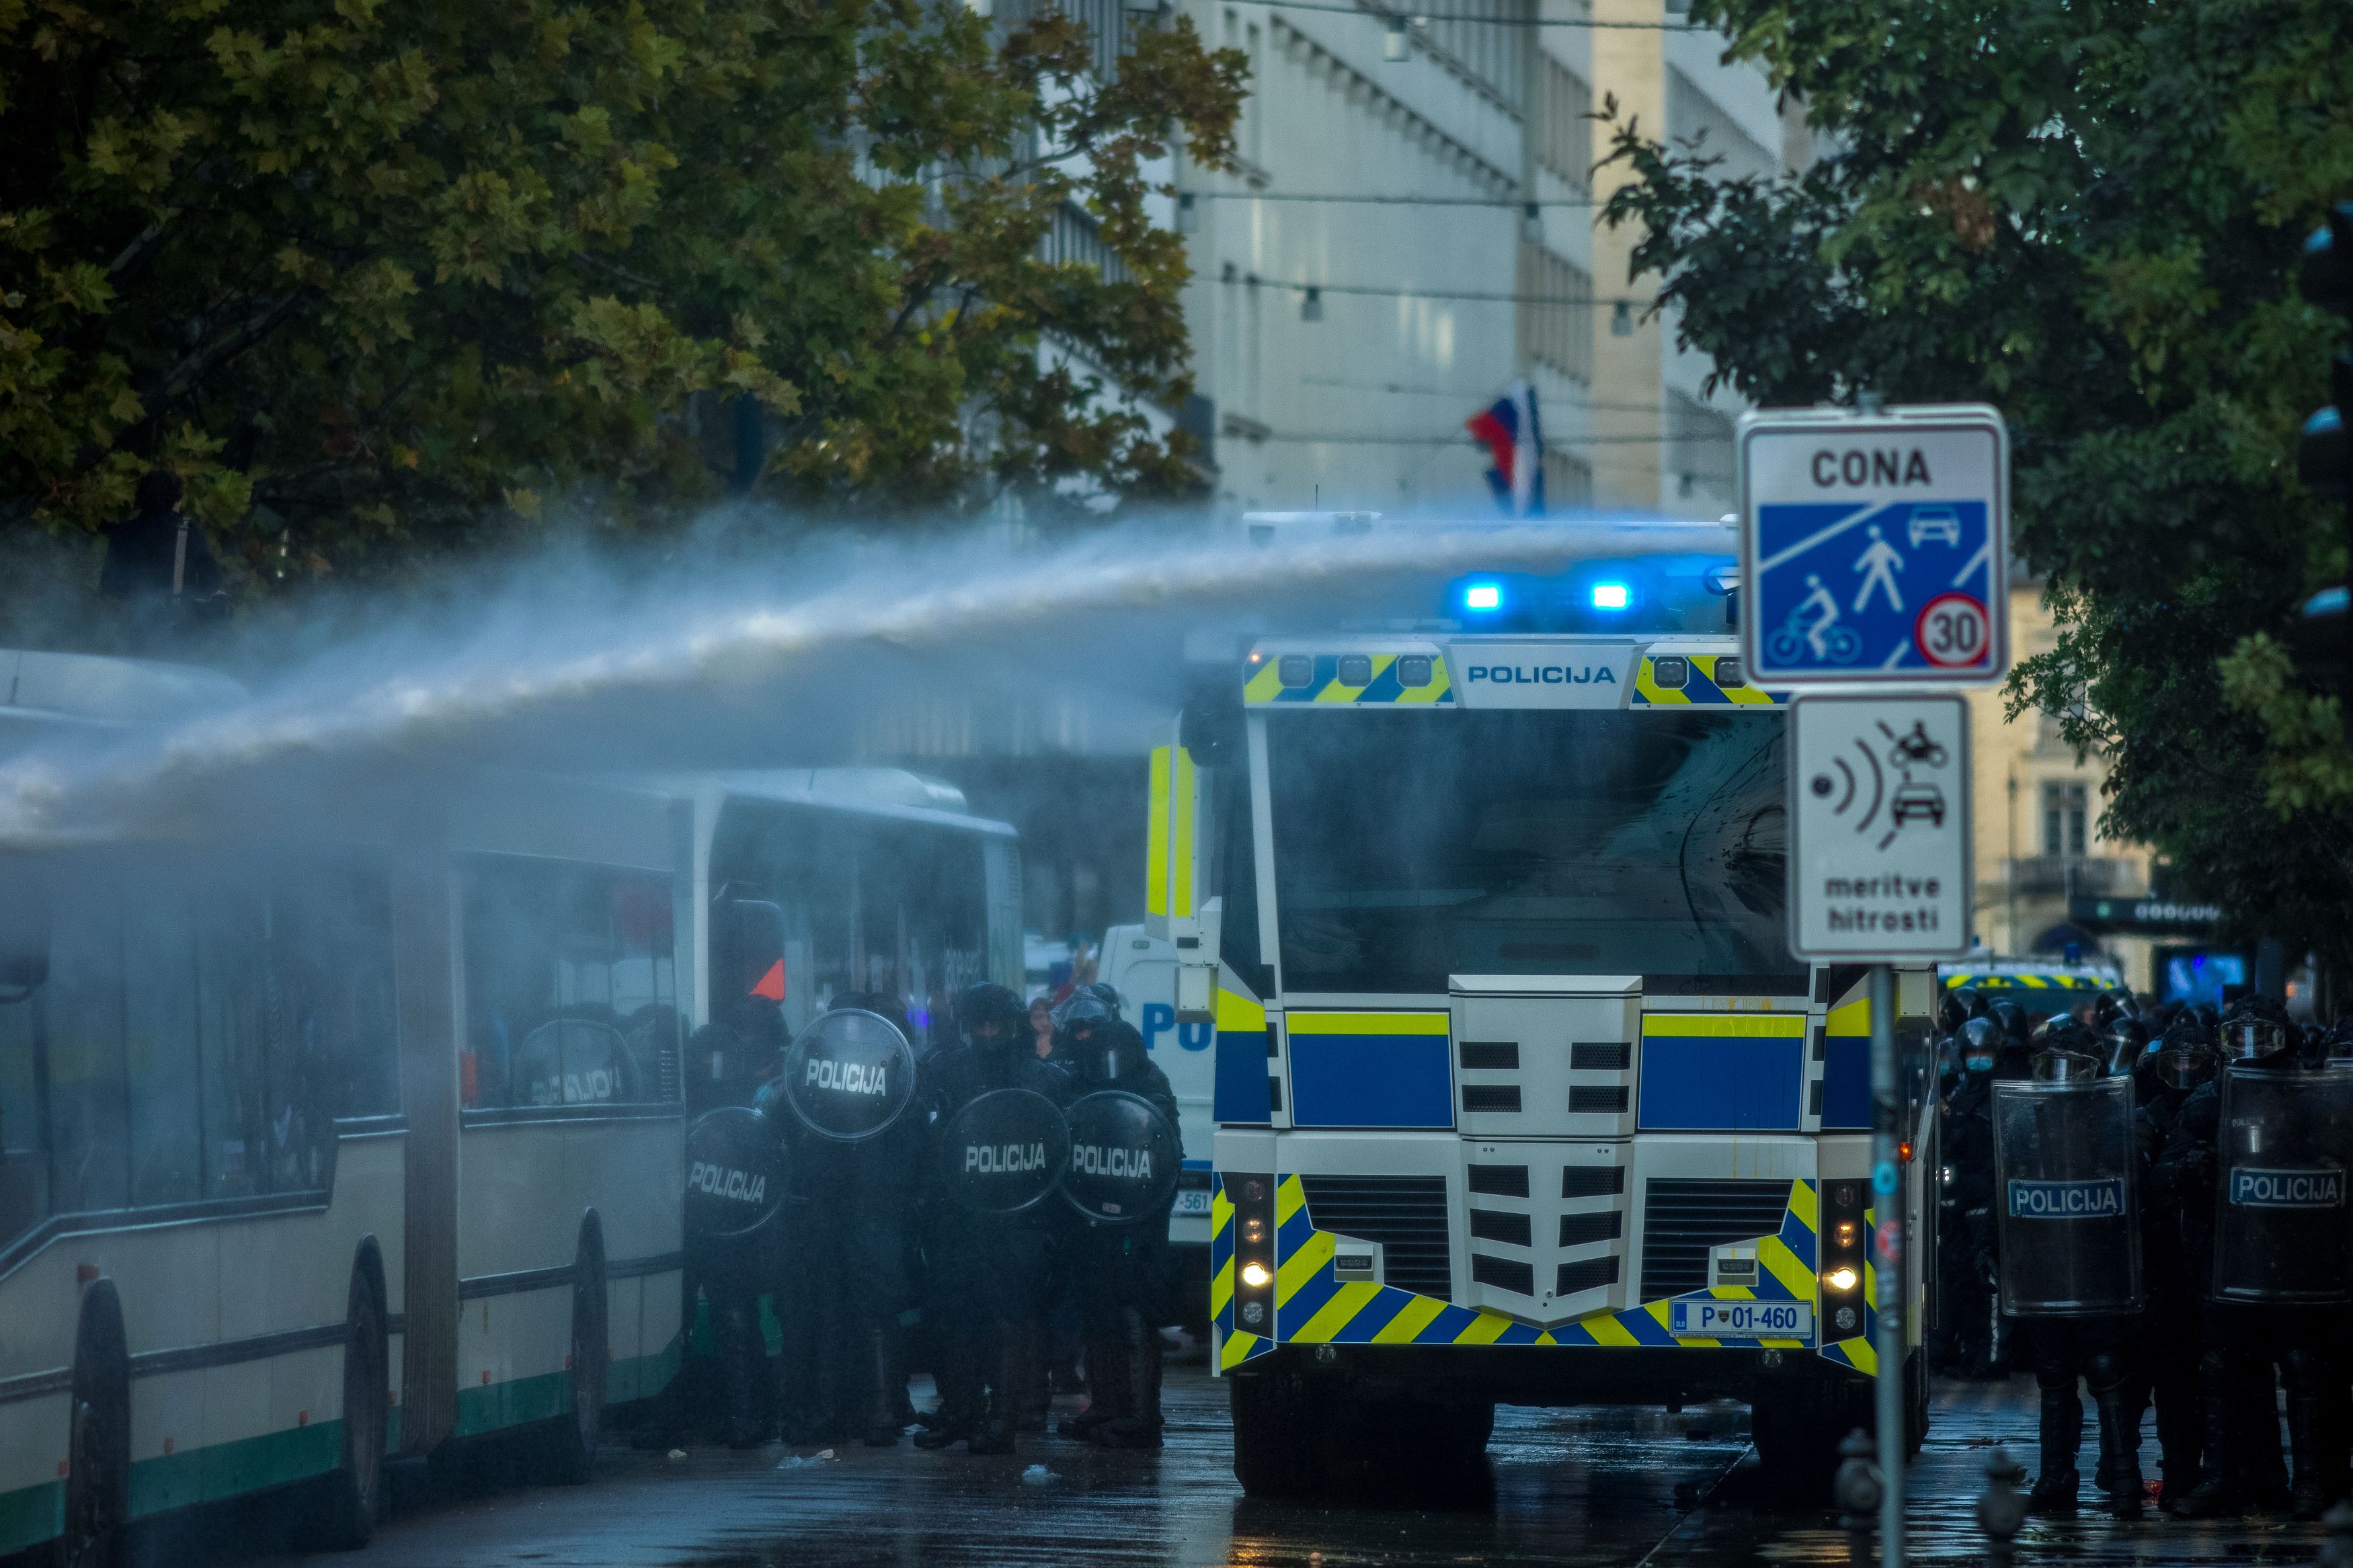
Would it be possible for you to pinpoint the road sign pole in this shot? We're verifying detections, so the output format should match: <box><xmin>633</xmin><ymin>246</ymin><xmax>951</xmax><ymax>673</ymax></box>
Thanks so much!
<box><xmin>1870</xmin><ymin>961</ymin><xmax>1905</xmax><ymax>1568</ymax></box>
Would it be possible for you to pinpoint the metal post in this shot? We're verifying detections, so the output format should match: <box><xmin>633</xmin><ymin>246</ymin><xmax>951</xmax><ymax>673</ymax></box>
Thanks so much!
<box><xmin>1869</xmin><ymin>962</ymin><xmax>1905</xmax><ymax>1566</ymax></box>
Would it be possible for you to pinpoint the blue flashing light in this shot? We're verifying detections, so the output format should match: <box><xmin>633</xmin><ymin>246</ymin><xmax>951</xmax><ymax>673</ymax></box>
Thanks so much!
<box><xmin>1590</xmin><ymin>581</ymin><xmax>1631</xmax><ymax>610</ymax></box>
<box><xmin>1464</xmin><ymin>583</ymin><xmax>1502</xmax><ymax>611</ymax></box>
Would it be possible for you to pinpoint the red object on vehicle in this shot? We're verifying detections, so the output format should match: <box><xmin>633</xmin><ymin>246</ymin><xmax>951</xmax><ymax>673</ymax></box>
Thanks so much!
<box><xmin>750</xmin><ymin>960</ymin><xmax>787</xmax><ymax>1001</ymax></box>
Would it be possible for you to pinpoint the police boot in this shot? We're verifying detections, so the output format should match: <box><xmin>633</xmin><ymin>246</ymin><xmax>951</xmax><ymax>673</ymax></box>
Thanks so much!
<box><xmin>1090</xmin><ymin>1308</ymin><xmax>1165</xmax><ymax>1452</ymax></box>
<box><xmin>2027</xmin><ymin>1385</ymin><xmax>2083</xmax><ymax>1514</ymax></box>
<box><xmin>719</xmin><ymin>1309</ymin><xmax>772</xmax><ymax>1450</ymax></box>
<box><xmin>1058</xmin><ymin>1337</ymin><xmax>1127</xmax><ymax>1441</ymax></box>
<box><xmin>2172</xmin><ymin>1376</ymin><xmax>2241</xmax><ymax>1519</ymax></box>
<box><xmin>862</xmin><ymin>1327</ymin><xmax>906</xmax><ymax>1448</ymax></box>
<box><xmin>913</xmin><ymin>1334</ymin><xmax>984</xmax><ymax>1450</ymax></box>
<box><xmin>969</xmin><ymin>1335</ymin><xmax>1031</xmax><ymax>1456</ymax></box>
<box><xmin>2090</xmin><ymin>1383</ymin><xmax>2145</xmax><ymax>1517</ymax></box>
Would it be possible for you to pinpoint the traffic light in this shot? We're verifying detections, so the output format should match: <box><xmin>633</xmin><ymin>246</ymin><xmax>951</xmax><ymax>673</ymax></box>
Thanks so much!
<box><xmin>2289</xmin><ymin>202</ymin><xmax>2353</xmax><ymax>702</ymax></box>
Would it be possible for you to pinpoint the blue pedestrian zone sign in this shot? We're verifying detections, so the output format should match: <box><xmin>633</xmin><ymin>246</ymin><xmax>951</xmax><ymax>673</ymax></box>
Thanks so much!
<box><xmin>1739</xmin><ymin>406</ymin><xmax>2010</xmax><ymax>686</ymax></box>
<box><xmin>1754</xmin><ymin>499</ymin><xmax>1995</xmax><ymax>677</ymax></box>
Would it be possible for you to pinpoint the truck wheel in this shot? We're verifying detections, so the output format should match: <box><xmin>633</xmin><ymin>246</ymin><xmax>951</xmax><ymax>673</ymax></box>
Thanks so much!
<box><xmin>1230</xmin><ymin>1366</ymin><xmax>1316</xmax><ymax>1497</ymax></box>
<box><xmin>310</xmin><ymin>1262</ymin><xmax>388</xmax><ymax>1549</ymax></box>
<box><xmin>61</xmin><ymin>1280</ymin><xmax>130</xmax><ymax>1568</ymax></box>
<box><xmin>1751</xmin><ymin>1385</ymin><xmax>1870</xmax><ymax>1501</ymax></box>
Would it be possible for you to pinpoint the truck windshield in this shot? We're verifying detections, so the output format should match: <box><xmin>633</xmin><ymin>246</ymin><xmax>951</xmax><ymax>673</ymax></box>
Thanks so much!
<box><xmin>1266</xmin><ymin>708</ymin><xmax>1802</xmax><ymax>995</ymax></box>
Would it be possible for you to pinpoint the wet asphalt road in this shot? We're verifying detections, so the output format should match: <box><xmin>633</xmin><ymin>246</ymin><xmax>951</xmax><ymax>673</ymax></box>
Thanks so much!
<box><xmin>146</xmin><ymin>1368</ymin><xmax>2337</xmax><ymax>1567</ymax></box>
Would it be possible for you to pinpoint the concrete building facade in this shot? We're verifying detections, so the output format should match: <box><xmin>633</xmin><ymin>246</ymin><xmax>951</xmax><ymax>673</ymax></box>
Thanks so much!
<box><xmin>1169</xmin><ymin>0</ymin><xmax>1800</xmax><ymax>519</ymax></box>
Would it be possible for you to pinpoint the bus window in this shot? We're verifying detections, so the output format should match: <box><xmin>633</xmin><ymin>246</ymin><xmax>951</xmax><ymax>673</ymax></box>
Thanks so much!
<box><xmin>46</xmin><ymin>876</ymin><xmax>130</xmax><ymax>1216</ymax></box>
<box><xmin>271</xmin><ymin>864</ymin><xmax>399</xmax><ymax>1120</ymax></box>
<box><xmin>462</xmin><ymin>858</ymin><xmax>679</xmax><ymax>1112</ymax></box>
<box><xmin>196</xmin><ymin>872</ymin><xmax>275</xmax><ymax>1198</ymax></box>
<box><xmin>0</xmin><ymin>983</ymin><xmax>43</xmax><ymax>1245</ymax></box>
<box><xmin>123</xmin><ymin>890</ymin><xmax>203</xmax><ymax>1207</ymax></box>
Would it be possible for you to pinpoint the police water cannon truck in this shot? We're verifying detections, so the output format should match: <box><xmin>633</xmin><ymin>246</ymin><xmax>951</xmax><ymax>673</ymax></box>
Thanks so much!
<box><xmin>1139</xmin><ymin>520</ymin><xmax>1939</xmax><ymax>1497</ymax></box>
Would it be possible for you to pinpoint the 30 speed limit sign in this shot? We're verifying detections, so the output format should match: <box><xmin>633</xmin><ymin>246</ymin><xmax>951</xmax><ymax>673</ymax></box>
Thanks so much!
<box><xmin>1738</xmin><ymin>404</ymin><xmax>2011</xmax><ymax>687</ymax></box>
<box><xmin>1915</xmin><ymin>593</ymin><xmax>1991</xmax><ymax>669</ymax></box>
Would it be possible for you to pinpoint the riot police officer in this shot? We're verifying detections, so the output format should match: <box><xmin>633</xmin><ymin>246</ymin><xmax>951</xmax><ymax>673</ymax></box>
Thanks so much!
<box><xmin>2161</xmin><ymin>1000</ymin><xmax>2340</xmax><ymax>1518</ymax></box>
<box><xmin>1936</xmin><ymin>1017</ymin><xmax>2003</xmax><ymax>1378</ymax></box>
<box><xmin>2003</xmin><ymin>1025</ymin><xmax>2144</xmax><ymax>1516</ymax></box>
<box><xmin>915</xmin><ymin>984</ymin><xmax>1074</xmax><ymax>1455</ymax></box>
<box><xmin>1053</xmin><ymin>997</ymin><xmax>1182</xmax><ymax>1450</ymax></box>
<box><xmin>2132</xmin><ymin>1022</ymin><xmax>2217</xmax><ymax>1512</ymax></box>
<box><xmin>694</xmin><ymin>1009</ymin><xmax>788</xmax><ymax>1448</ymax></box>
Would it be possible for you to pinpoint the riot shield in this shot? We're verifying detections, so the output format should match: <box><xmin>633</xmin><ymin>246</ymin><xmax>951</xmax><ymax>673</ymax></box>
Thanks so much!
<box><xmin>1991</xmin><ymin>1075</ymin><xmax>2141</xmax><ymax>1316</ymax></box>
<box><xmin>2212</xmin><ymin>1065</ymin><xmax>2353</xmax><ymax>1304</ymax></box>
<box><xmin>684</xmin><ymin>1106</ymin><xmax>790</xmax><ymax>1241</ymax></box>
<box><xmin>1062</xmin><ymin>1091</ymin><xmax>1183</xmax><ymax>1225</ymax></box>
<box><xmin>936</xmin><ymin>1088</ymin><xmax>1070</xmax><ymax>1214</ymax></box>
<box><xmin>779</xmin><ymin>1007</ymin><xmax>918</xmax><ymax>1141</ymax></box>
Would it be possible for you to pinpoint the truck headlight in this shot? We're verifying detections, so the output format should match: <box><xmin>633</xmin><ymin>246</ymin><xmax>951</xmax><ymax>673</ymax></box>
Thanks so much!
<box><xmin>1240</xmin><ymin>1262</ymin><xmax>1271</xmax><ymax>1288</ymax></box>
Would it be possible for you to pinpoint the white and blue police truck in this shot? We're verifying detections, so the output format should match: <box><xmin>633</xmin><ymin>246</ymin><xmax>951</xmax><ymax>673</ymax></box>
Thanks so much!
<box><xmin>1147</xmin><ymin>556</ymin><xmax>1940</xmax><ymax>1497</ymax></box>
<box><xmin>1099</xmin><ymin>923</ymin><xmax>1218</xmax><ymax>1247</ymax></box>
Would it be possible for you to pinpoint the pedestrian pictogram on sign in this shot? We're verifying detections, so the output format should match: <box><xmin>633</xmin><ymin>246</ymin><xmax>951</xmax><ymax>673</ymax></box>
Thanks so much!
<box><xmin>1739</xmin><ymin>406</ymin><xmax>2010</xmax><ymax>686</ymax></box>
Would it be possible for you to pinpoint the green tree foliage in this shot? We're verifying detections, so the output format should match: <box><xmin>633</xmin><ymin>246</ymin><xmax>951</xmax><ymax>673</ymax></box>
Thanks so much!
<box><xmin>0</xmin><ymin>0</ymin><xmax>1244</xmax><ymax>595</ymax></box>
<box><xmin>1598</xmin><ymin>0</ymin><xmax>2353</xmax><ymax>961</ymax></box>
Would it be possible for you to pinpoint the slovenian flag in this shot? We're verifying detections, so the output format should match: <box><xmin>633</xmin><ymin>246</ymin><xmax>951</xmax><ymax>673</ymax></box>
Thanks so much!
<box><xmin>1466</xmin><ymin>380</ymin><xmax>1544</xmax><ymax>516</ymax></box>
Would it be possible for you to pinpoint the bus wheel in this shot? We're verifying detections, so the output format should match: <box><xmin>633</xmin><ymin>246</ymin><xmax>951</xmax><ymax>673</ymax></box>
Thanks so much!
<box><xmin>542</xmin><ymin>1219</ymin><xmax>608</xmax><ymax>1485</ymax></box>
<box><xmin>1230</xmin><ymin>1365</ymin><xmax>1316</xmax><ymax>1498</ymax></box>
<box><xmin>311</xmin><ymin>1262</ymin><xmax>389</xmax><ymax>1549</ymax></box>
<box><xmin>60</xmin><ymin>1279</ymin><xmax>130</xmax><ymax>1568</ymax></box>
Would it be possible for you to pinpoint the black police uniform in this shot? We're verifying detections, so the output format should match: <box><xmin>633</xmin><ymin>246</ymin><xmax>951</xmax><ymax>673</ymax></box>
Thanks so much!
<box><xmin>760</xmin><ymin>995</ymin><xmax>929</xmax><ymax>1448</ymax></box>
<box><xmin>915</xmin><ymin>985</ymin><xmax>1074</xmax><ymax>1455</ymax></box>
<box><xmin>2129</xmin><ymin>1031</ymin><xmax>2209</xmax><ymax>1510</ymax></box>
<box><xmin>690</xmin><ymin>1018</ymin><xmax>785</xmax><ymax>1448</ymax></box>
<box><xmin>2015</xmin><ymin>1040</ymin><xmax>2143</xmax><ymax>1518</ymax></box>
<box><xmin>2157</xmin><ymin>1023</ymin><xmax>2334</xmax><ymax>1518</ymax></box>
<box><xmin>1936</xmin><ymin>1021</ymin><xmax>2001</xmax><ymax>1378</ymax></box>
<box><xmin>1056</xmin><ymin>1015</ymin><xmax>1181</xmax><ymax>1450</ymax></box>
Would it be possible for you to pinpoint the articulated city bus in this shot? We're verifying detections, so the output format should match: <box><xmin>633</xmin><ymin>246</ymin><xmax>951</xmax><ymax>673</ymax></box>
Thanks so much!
<box><xmin>0</xmin><ymin>660</ymin><xmax>1022</xmax><ymax>1564</ymax></box>
<box><xmin>1146</xmin><ymin>602</ymin><xmax>1938</xmax><ymax>1496</ymax></box>
<box><xmin>0</xmin><ymin>650</ymin><xmax>692</xmax><ymax>1565</ymax></box>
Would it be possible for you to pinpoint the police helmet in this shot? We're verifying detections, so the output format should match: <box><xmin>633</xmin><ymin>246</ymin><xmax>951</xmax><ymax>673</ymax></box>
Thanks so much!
<box><xmin>2102</xmin><ymin>1018</ymin><xmax>2149</xmax><ymax>1078</ymax></box>
<box><xmin>2032</xmin><ymin>1047</ymin><xmax>2103</xmax><ymax>1082</ymax></box>
<box><xmin>1074</xmin><ymin>1020</ymin><xmax>1148</xmax><ymax>1084</ymax></box>
<box><xmin>2149</xmin><ymin>1042</ymin><xmax>2219</xmax><ymax>1094</ymax></box>
<box><xmin>2219</xmin><ymin>1018</ymin><xmax>2291</xmax><ymax>1066</ymax></box>
<box><xmin>2325</xmin><ymin>1018</ymin><xmax>2353</xmax><ymax>1062</ymax></box>
<box><xmin>1054</xmin><ymin>993</ymin><xmax>1114</xmax><ymax>1063</ymax></box>
<box><xmin>1959</xmin><ymin>1016</ymin><xmax>2002</xmax><ymax>1072</ymax></box>
<box><xmin>1988</xmin><ymin>998</ymin><xmax>2032</xmax><ymax>1045</ymax></box>
<box><xmin>1955</xmin><ymin>985</ymin><xmax>1988</xmax><ymax>1021</ymax></box>
<box><xmin>1937</xmin><ymin>989</ymin><xmax>1970</xmax><ymax>1036</ymax></box>
<box><xmin>2097</xmin><ymin>987</ymin><xmax>2142</xmax><ymax>1028</ymax></box>
<box><xmin>2219</xmin><ymin>997</ymin><xmax>2295</xmax><ymax>1067</ymax></box>
<box><xmin>955</xmin><ymin>984</ymin><xmax>1029</xmax><ymax>1053</ymax></box>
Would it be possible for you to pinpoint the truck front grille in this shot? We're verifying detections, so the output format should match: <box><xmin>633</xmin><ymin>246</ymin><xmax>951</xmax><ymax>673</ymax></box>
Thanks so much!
<box><xmin>1299</xmin><ymin>1175</ymin><xmax>1452</xmax><ymax>1300</ymax></box>
<box><xmin>1638</xmin><ymin>1179</ymin><xmax>1793</xmax><ymax>1301</ymax></box>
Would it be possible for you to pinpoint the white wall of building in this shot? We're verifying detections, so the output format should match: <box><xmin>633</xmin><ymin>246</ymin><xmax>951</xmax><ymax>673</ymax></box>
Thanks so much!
<box><xmin>1170</xmin><ymin>0</ymin><xmax>1794</xmax><ymax>520</ymax></box>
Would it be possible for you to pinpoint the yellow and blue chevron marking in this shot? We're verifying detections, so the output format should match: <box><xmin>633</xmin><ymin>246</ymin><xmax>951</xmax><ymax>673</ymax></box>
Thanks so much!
<box><xmin>1631</xmin><ymin>653</ymin><xmax>1784</xmax><ymax>707</ymax></box>
<box><xmin>1942</xmin><ymin>971</ymin><xmax>2103</xmax><ymax>991</ymax></box>
<box><xmin>1211</xmin><ymin>1171</ymin><xmax>1878</xmax><ymax>1368</ymax></box>
<box><xmin>1243</xmin><ymin>653</ymin><xmax>1453</xmax><ymax>706</ymax></box>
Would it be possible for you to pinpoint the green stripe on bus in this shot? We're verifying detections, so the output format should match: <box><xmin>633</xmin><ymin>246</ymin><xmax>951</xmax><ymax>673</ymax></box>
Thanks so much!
<box><xmin>0</xmin><ymin>1478</ymin><xmax>64</xmax><ymax>1557</ymax></box>
<box><xmin>606</xmin><ymin>1339</ymin><xmax>682</xmax><ymax>1407</ymax></box>
<box><xmin>129</xmin><ymin>1421</ymin><xmax>343</xmax><ymax>1518</ymax></box>
<box><xmin>454</xmin><ymin>1371</ymin><xmax>574</xmax><ymax>1437</ymax></box>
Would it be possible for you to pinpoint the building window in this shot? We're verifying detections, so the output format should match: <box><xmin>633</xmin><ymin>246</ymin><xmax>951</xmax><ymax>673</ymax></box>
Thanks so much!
<box><xmin>2042</xmin><ymin>781</ymin><xmax>2089</xmax><ymax>858</ymax></box>
<box><xmin>1536</xmin><ymin>56</ymin><xmax>1592</xmax><ymax>192</ymax></box>
<box><xmin>1516</xmin><ymin>244</ymin><xmax>1592</xmax><ymax>386</ymax></box>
